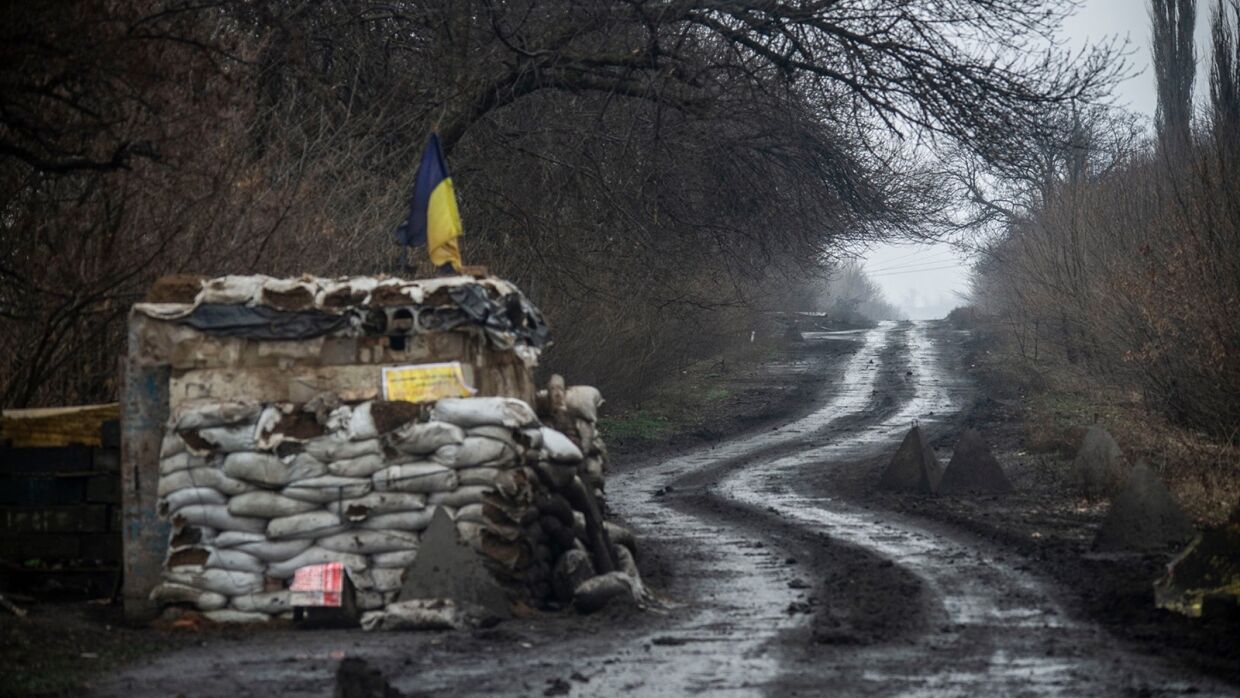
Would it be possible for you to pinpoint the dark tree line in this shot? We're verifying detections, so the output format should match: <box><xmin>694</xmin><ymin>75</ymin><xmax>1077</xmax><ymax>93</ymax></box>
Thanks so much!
<box><xmin>0</xmin><ymin>0</ymin><xmax>1120</xmax><ymax>406</ymax></box>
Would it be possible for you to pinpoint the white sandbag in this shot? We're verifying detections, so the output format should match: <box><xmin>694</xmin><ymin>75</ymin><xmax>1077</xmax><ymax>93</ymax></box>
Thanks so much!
<box><xmin>196</xmin><ymin>274</ymin><xmax>268</xmax><ymax>305</ymax></box>
<box><xmin>467</xmin><ymin>425</ymin><xmax>518</xmax><ymax>441</ymax></box>
<box><xmin>347</xmin><ymin>401</ymin><xmax>379</xmax><ymax>440</ymax></box>
<box><xmin>371</xmin><ymin>549</ymin><xmax>419</xmax><ymax>568</ymax></box>
<box><xmin>282</xmin><ymin>475</ymin><xmax>372</xmax><ymax>503</ymax></box>
<box><xmin>160</xmin><ymin>433</ymin><xmax>187</xmax><ymax>458</ymax></box>
<box><xmin>360</xmin><ymin>599</ymin><xmax>478</xmax><ymax>631</ymax></box>
<box><xmin>317</xmin><ymin>530</ymin><xmax>420</xmax><ymax>555</ymax></box>
<box><xmin>355</xmin><ymin>590</ymin><xmax>389</xmax><ymax>611</ymax></box>
<box><xmin>231</xmin><ymin>590</ymin><xmax>292</xmax><ymax>614</ymax></box>
<box><xmin>213</xmin><ymin>531</ymin><xmax>266</xmax><ymax>548</ymax></box>
<box><xmin>454</xmin><ymin>503</ymin><xmax>486</xmax><ymax>524</ymax></box>
<box><xmin>457</xmin><ymin>466</ymin><xmax>503</xmax><ymax>487</ymax></box>
<box><xmin>149</xmin><ymin>582</ymin><xmax>228</xmax><ymax>611</ymax></box>
<box><xmin>252</xmin><ymin>404</ymin><xmax>290</xmax><ymax>451</ymax></box>
<box><xmin>370</xmin><ymin>568</ymin><xmax>406</xmax><ymax>592</ymax></box>
<box><xmin>165</xmin><ymin>568</ymin><xmax>264</xmax><ymax>596</ymax></box>
<box><xmin>432</xmin><ymin>437</ymin><xmax>515</xmax><ymax>468</ymax></box>
<box><xmin>315</xmin><ymin>277</ymin><xmax>379</xmax><ymax>307</ymax></box>
<box><xmin>222</xmin><ymin>452</ymin><xmax>288</xmax><ymax>487</ymax></box>
<box><xmin>233</xmin><ymin>538</ymin><xmax>314</xmax><ymax>563</ymax></box>
<box><xmin>206</xmin><ymin>548</ymin><xmax>266</xmax><ymax>574</ymax></box>
<box><xmin>520</xmin><ymin>428</ymin><xmax>544</xmax><ymax>449</ymax></box>
<box><xmin>159</xmin><ymin>487</ymin><xmax>226</xmax><ymax>517</ymax></box>
<box><xmin>195</xmin><ymin>423</ymin><xmax>262</xmax><ymax>453</ymax></box>
<box><xmin>430</xmin><ymin>397</ymin><xmax>538</xmax><ymax>429</ymax></box>
<box><xmin>456</xmin><ymin>521</ymin><xmax>484</xmax><ymax>547</ymax></box>
<box><xmin>328</xmin><ymin>453</ymin><xmax>388</xmax><ymax>478</ymax></box>
<box><xmin>373</xmin><ymin>464</ymin><xmax>458</xmax><ymax>493</ymax></box>
<box><xmin>266</xmin><ymin>547</ymin><xmax>367</xmax><ymax>579</ymax></box>
<box><xmin>267</xmin><ymin>511</ymin><xmax>346</xmax><ymax>540</ymax></box>
<box><xmin>159</xmin><ymin>452</ymin><xmax>204</xmax><ymax>476</ymax></box>
<box><xmin>387</xmin><ymin>421</ymin><xmax>464</xmax><ymax>455</ymax></box>
<box><xmin>171</xmin><ymin>504</ymin><xmax>266</xmax><ymax>533</ymax></box>
<box><xmin>204</xmin><ymin>609</ymin><xmax>271</xmax><ymax>624</ymax></box>
<box><xmin>283</xmin><ymin>452</ymin><xmax>329</xmax><ymax>482</ymax></box>
<box><xmin>328</xmin><ymin>492</ymin><xmax>427</xmax><ymax>522</ymax></box>
<box><xmin>358</xmin><ymin>509</ymin><xmax>436</xmax><ymax>532</ymax></box>
<box><xmin>228</xmin><ymin>491</ymin><xmax>318</xmax><ymax>518</ymax></box>
<box><xmin>541</xmin><ymin>427</ymin><xmax>583</xmax><ymax>462</ymax></box>
<box><xmin>174</xmin><ymin>400</ymin><xmax>262</xmax><ymax>431</ymax></box>
<box><xmin>304</xmin><ymin>435</ymin><xmax>382</xmax><ymax>463</ymax></box>
<box><xmin>565</xmin><ymin>385</ymin><xmax>603</xmax><ymax>423</ymax></box>
<box><xmin>325</xmin><ymin>405</ymin><xmax>352</xmax><ymax>434</ymax></box>
<box><xmin>428</xmin><ymin>486</ymin><xmax>491</xmax><ymax>508</ymax></box>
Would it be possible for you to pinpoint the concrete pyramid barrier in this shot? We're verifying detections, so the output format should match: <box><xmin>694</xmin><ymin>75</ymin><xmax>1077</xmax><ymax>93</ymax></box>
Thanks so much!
<box><xmin>1073</xmin><ymin>426</ymin><xmax>1128</xmax><ymax>497</ymax></box>
<box><xmin>1093</xmin><ymin>460</ymin><xmax>1194</xmax><ymax>552</ymax></box>
<box><xmin>879</xmin><ymin>425</ymin><xmax>943</xmax><ymax>494</ymax></box>
<box><xmin>939</xmin><ymin>429</ymin><xmax>1012</xmax><ymax>495</ymax></box>
<box><xmin>396</xmin><ymin>508</ymin><xmax>510</xmax><ymax>616</ymax></box>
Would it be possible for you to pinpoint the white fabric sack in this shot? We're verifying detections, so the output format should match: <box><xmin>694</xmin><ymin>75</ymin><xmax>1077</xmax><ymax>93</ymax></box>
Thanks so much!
<box><xmin>174</xmin><ymin>400</ymin><xmax>262</xmax><ymax>431</ymax></box>
<box><xmin>171</xmin><ymin>504</ymin><xmax>266</xmax><ymax>533</ymax></box>
<box><xmin>432</xmin><ymin>437</ymin><xmax>515</xmax><ymax>468</ymax></box>
<box><xmin>231</xmin><ymin>590</ymin><xmax>292</xmax><ymax>614</ymax></box>
<box><xmin>328</xmin><ymin>492</ymin><xmax>426</xmax><ymax>522</ymax></box>
<box><xmin>328</xmin><ymin>453</ymin><xmax>387</xmax><ymax>478</ymax></box>
<box><xmin>354</xmin><ymin>590</ymin><xmax>388</xmax><ymax>611</ymax></box>
<box><xmin>540</xmin><ymin>427</ymin><xmax>583</xmax><ymax>462</ymax></box>
<box><xmin>150</xmin><ymin>582</ymin><xmax>228</xmax><ymax>611</ymax></box>
<box><xmin>196</xmin><ymin>274</ymin><xmax>268</xmax><ymax>305</ymax></box>
<box><xmin>282</xmin><ymin>452</ymin><xmax>329</xmax><ymax>482</ymax></box>
<box><xmin>428</xmin><ymin>486</ymin><xmax>491</xmax><ymax>508</ymax></box>
<box><xmin>212</xmin><ymin>531</ymin><xmax>266</xmax><ymax>548</ymax></box>
<box><xmin>160</xmin><ymin>433</ymin><xmax>186</xmax><ymax>458</ymax></box>
<box><xmin>456</xmin><ymin>521</ymin><xmax>484</xmax><ymax>546</ymax></box>
<box><xmin>358</xmin><ymin>509</ymin><xmax>436</xmax><ymax>532</ymax></box>
<box><xmin>386</xmin><ymin>421</ymin><xmax>464</xmax><ymax>455</ymax></box>
<box><xmin>228</xmin><ymin>491</ymin><xmax>317</xmax><ymax>518</ymax></box>
<box><xmin>466</xmin><ymin>425</ymin><xmax>518</xmax><ymax>442</ymax></box>
<box><xmin>165</xmin><ymin>568</ymin><xmax>263</xmax><ymax>596</ymax></box>
<box><xmin>159</xmin><ymin>452</ymin><xmax>204</xmax><ymax>477</ymax></box>
<box><xmin>520</xmin><ymin>428</ymin><xmax>544</xmax><ymax>449</ymax></box>
<box><xmin>347</xmin><ymin>402</ymin><xmax>379</xmax><ymax>440</ymax></box>
<box><xmin>457</xmin><ymin>466</ymin><xmax>502</xmax><ymax>487</ymax></box>
<box><xmin>325</xmin><ymin>405</ymin><xmax>352</xmax><ymax>434</ymax></box>
<box><xmin>204</xmin><ymin>609</ymin><xmax>270</xmax><ymax>624</ymax></box>
<box><xmin>371</xmin><ymin>549</ymin><xmax>419</xmax><ymax>568</ymax></box>
<box><xmin>196</xmin><ymin>423</ymin><xmax>260</xmax><ymax>453</ymax></box>
<box><xmin>317</xmin><ymin>530</ymin><xmax>420</xmax><ymax>555</ymax></box>
<box><xmin>430</xmin><ymin>397</ymin><xmax>538</xmax><ymax>429</ymax></box>
<box><xmin>565</xmin><ymin>386</ymin><xmax>603</xmax><ymax>423</ymax></box>
<box><xmin>233</xmin><ymin>538</ymin><xmax>314</xmax><ymax>563</ymax></box>
<box><xmin>304</xmin><ymin>436</ymin><xmax>382</xmax><ymax>463</ymax></box>
<box><xmin>373</xmin><ymin>464</ymin><xmax>457</xmax><ymax>493</ymax></box>
<box><xmin>282</xmin><ymin>475</ymin><xmax>372</xmax><ymax>503</ymax></box>
<box><xmin>267</xmin><ymin>511</ymin><xmax>346</xmax><ymax>540</ymax></box>
<box><xmin>222</xmin><ymin>452</ymin><xmax>288</xmax><ymax>487</ymax></box>
<box><xmin>253</xmin><ymin>405</ymin><xmax>287</xmax><ymax>450</ymax></box>
<box><xmin>266</xmin><ymin>547</ymin><xmax>367</xmax><ymax>579</ymax></box>
<box><xmin>159</xmin><ymin>487</ymin><xmax>226</xmax><ymax>517</ymax></box>
<box><xmin>369</xmin><ymin>568</ymin><xmax>405</xmax><ymax>592</ymax></box>
<box><xmin>454</xmin><ymin>503</ymin><xmax>486</xmax><ymax>524</ymax></box>
<box><xmin>360</xmin><ymin>599</ymin><xmax>472</xmax><ymax>631</ymax></box>
<box><xmin>206</xmin><ymin>548</ymin><xmax>266</xmax><ymax>574</ymax></box>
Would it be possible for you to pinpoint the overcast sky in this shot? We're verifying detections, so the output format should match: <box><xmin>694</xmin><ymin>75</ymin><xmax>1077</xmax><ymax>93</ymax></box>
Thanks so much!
<box><xmin>860</xmin><ymin>0</ymin><xmax>1214</xmax><ymax>319</ymax></box>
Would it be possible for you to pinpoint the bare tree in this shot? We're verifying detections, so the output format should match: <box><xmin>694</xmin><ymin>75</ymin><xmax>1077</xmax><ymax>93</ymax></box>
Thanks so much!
<box><xmin>1152</xmin><ymin>0</ymin><xmax>1198</xmax><ymax>159</ymax></box>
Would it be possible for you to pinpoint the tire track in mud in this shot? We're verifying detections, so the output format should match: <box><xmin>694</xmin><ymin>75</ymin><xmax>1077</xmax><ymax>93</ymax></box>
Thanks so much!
<box><xmin>613</xmin><ymin>321</ymin><xmax>1236</xmax><ymax>697</ymax></box>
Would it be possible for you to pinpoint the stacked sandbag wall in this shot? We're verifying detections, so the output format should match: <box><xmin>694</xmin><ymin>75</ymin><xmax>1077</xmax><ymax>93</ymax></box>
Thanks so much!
<box><xmin>150</xmin><ymin>388</ymin><xmax>629</xmax><ymax>621</ymax></box>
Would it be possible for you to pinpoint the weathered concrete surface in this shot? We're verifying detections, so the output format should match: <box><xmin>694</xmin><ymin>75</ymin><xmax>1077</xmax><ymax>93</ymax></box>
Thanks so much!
<box><xmin>1094</xmin><ymin>460</ymin><xmax>1194</xmax><ymax>552</ymax></box>
<box><xmin>878</xmin><ymin>425</ymin><xmax>943</xmax><ymax>494</ymax></box>
<box><xmin>1074</xmin><ymin>426</ymin><xmax>1128</xmax><ymax>497</ymax></box>
<box><xmin>397</xmin><ymin>507</ymin><xmax>509</xmax><ymax>616</ymax></box>
<box><xmin>939</xmin><ymin>428</ymin><xmax>1013</xmax><ymax>495</ymax></box>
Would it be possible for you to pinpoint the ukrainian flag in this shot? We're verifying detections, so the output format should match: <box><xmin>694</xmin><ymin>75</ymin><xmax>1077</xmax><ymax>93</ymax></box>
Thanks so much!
<box><xmin>395</xmin><ymin>133</ymin><xmax>463</xmax><ymax>271</ymax></box>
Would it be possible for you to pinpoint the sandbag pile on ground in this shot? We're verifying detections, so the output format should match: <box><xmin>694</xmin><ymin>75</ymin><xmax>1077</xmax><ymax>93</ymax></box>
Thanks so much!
<box><xmin>150</xmin><ymin>385</ymin><xmax>642</xmax><ymax>622</ymax></box>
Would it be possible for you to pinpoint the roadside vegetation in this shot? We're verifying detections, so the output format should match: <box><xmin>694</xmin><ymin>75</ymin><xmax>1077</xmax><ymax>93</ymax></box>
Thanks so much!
<box><xmin>0</xmin><ymin>1</ymin><xmax>1120</xmax><ymax>412</ymax></box>
<box><xmin>956</xmin><ymin>0</ymin><xmax>1240</xmax><ymax>523</ymax></box>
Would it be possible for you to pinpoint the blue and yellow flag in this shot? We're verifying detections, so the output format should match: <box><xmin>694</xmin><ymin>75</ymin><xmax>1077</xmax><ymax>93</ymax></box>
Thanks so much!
<box><xmin>395</xmin><ymin>133</ymin><xmax>463</xmax><ymax>271</ymax></box>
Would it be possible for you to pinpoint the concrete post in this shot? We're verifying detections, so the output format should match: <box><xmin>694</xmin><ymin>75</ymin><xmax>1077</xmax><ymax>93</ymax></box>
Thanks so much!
<box><xmin>120</xmin><ymin>313</ymin><xmax>171</xmax><ymax>621</ymax></box>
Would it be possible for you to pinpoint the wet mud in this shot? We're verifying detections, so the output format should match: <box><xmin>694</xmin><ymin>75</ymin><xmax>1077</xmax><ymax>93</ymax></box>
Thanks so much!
<box><xmin>89</xmin><ymin>322</ymin><xmax>1240</xmax><ymax>697</ymax></box>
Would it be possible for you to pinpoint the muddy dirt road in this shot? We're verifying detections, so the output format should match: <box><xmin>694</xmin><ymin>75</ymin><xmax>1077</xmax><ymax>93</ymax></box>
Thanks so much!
<box><xmin>93</xmin><ymin>322</ymin><xmax>1238</xmax><ymax>697</ymax></box>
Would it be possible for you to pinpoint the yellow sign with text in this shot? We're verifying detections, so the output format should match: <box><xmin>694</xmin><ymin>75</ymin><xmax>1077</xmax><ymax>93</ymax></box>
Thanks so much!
<box><xmin>382</xmin><ymin>362</ymin><xmax>476</xmax><ymax>403</ymax></box>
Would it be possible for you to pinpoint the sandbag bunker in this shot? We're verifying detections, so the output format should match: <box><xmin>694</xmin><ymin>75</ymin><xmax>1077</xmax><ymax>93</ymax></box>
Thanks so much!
<box><xmin>121</xmin><ymin>274</ymin><xmax>642</xmax><ymax>626</ymax></box>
